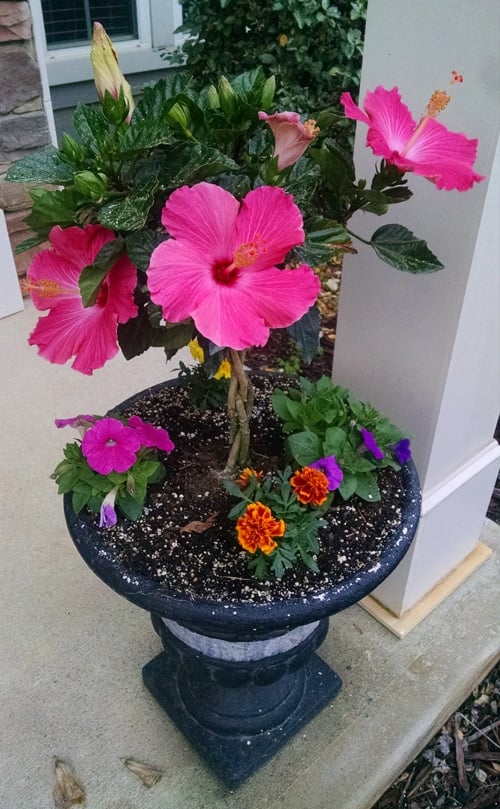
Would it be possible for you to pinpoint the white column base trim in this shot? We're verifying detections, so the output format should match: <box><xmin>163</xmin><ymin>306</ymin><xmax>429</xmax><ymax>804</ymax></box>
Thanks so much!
<box><xmin>360</xmin><ymin>541</ymin><xmax>493</xmax><ymax>638</ymax></box>
<box><xmin>369</xmin><ymin>442</ymin><xmax>500</xmax><ymax>615</ymax></box>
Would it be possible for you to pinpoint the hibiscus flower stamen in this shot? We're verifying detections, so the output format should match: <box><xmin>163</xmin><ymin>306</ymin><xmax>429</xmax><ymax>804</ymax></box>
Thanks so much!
<box><xmin>20</xmin><ymin>278</ymin><xmax>75</xmax><ymax>298</ymax></box>
<box><xmin>234</xmin><ymin>234</ymin><xmax>267</xmax><ymax>268</ymax></box>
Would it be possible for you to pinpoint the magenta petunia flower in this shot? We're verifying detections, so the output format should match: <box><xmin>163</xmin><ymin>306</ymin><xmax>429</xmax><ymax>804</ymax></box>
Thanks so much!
<box><xmin>258</xmin><ymin>110</ymin><xmax>320</xmax><ymax>171</ymax></box>
<box><xmin>147</xmin><ymin>183</ymin><xmax>320</xmax><ymax>350</ymax></box>
<box><xmin>309</xmin><ymin>455</ymin><xmax>343</xmax><ymax>490</ymax></box>
<box><xmin>55</xmin><ymin>414</ymin><xmax>96</xmax><ymax>429</ymax></box>
<box><xmin>82</xmin><ymin>417</ymin><xmax>141</xmax><ymax>474</ymax></box>
<box><xmin>340</xmin><ymin>85</ymin><xmax>485</xmax><ymax>191</ymax></box>
<box><xmin>360</xmin><ymin>427</ymin><xmax>384</xmax><ymax>461</ymax></box>
<box><xmin>127</xmin><ymin>415</ymin><xmax>175</xmax><ymax>453</ymax></box>
<box><xmin>394</xmin><ymin>438</ymin><xmax>412</xmax><ymax>464</ymax></box>
<box><xmin>25</xmin><ymin>224</ymin><xmax>138</xmax><ymax>375</ymax></box>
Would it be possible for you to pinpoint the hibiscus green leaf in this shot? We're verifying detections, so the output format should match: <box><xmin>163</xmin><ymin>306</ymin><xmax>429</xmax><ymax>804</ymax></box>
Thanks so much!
<box><xmin>286</xmin><ymin>430</ymin><xmax>322</xmax><ymax>466</ymax></box>
<box><xmin>73</xmin><ymin>103</ymin><xmax>111</xmax><ymax>153</ymax></box>
<box><xmin>26</xmin><ymin>187</ymin><xmax>83</xmax><ymax>238</ymax></box>
<box><xmin>15</xmin><ymin>235</ymin><xmax>47</xmax><ymax>254</ymax></box>
<box><xmin>6</xmin><ymin>146</ymin><xmax>75</xmax><ymax>184</ymax></box>
<box><xmin>79</xmin><ymin>237</ymin><xmax>125</xmax><ymax>307</ymax></box>
<box><xmin>167</xmin><ymin>143</ymin><xmax>239</xmax><ymax>187</ymax></box>
<box><xmin>283</xmin><ymin>158</ymin><xmax>320</xmax><ymax>209</ymax></box>
<box><xmin>287</xmin><ymin>304</ymin><xmax>320</xmax><ymax>365</ymax></box>
<box><xmin>151</xmin><ymin>322</ymin><xmax>195</xmax><ymax>353</ymax></box>
<box><xmin>371</xmin><ymin>224</ymin><xmax>444</xmax><ymax>273</ymax></box>
<box><xmin>117</xmin><ymin>306</ymin><xmax>158</xmax><ymax>359</ymax></box>
<box><xmin>97</xmin><ymin>179</ymin><xmax>159</xmax><ymax>231</ymax></box>
<box><xmin>125</xmin><ymin>230</ymin><xmax>167</xmax><ymax>272</ymax></box>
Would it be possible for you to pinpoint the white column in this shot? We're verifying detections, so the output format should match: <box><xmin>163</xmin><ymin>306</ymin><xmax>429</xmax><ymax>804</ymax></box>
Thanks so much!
<box><xmin>333</xmin><ymin>0</ymin><xmax>500</xmax><ymax>615</ymax></box>
<box><xmin>0</xmin><ymin>210</ymin><xmax>24</xmax><ymax>319</ymax></box>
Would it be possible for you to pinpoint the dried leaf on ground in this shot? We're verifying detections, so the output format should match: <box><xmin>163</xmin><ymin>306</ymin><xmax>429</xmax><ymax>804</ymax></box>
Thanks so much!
<box><xmin>122</xmin><ymin>757</ymin><xmax>164</xmax><ymax>788</ymax></box>
<box><xmin>180</xmin><ymin>512</ymin><xmax>218</xmax><ymax>533</ymax></box>
<box><xmin>52</xmin><ymin>758</ymin><xmax>85</xmax><ymax>808</ymax></box>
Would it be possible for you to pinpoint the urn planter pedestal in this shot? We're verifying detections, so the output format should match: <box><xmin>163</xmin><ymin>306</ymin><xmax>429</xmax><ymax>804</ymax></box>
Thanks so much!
<box><xmin>63</xmin><ymin>381</ymin><xmax>421</xmax><ymax>789</ymax></box>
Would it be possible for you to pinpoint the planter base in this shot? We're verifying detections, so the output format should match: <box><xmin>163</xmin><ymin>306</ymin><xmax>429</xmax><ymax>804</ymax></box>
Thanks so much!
<box><xmin>143</xmin><ymin>649</ymin><xmax>342</xmax><ymax>789</ymax></box>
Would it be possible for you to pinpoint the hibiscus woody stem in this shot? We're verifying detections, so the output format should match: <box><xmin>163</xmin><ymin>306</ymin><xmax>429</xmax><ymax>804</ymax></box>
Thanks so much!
<box><xmin>224</xmin><ymin>349</ymin><xmax>254</xmax><ymax>475</ymax></box>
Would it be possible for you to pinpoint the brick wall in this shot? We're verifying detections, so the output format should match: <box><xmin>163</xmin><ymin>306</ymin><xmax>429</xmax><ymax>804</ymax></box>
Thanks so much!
<box><xmin>0</xmin><ymin>1</ymin><xmax>51</xmax><ymax>281</ymax></box>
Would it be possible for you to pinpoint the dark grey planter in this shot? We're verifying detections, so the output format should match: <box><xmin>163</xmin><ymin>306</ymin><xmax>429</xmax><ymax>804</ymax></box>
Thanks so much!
<box><xmin>63</xmin><ymin>380</ymin><xmax>421</xmax><ymax>789</ymax></box>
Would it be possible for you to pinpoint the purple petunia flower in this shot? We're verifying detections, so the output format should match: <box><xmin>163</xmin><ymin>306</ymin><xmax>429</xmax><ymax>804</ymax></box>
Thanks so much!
<box><xmin>99</xmin><ymin>503</ymin><xmax>117</xmax><ymax>528</ymax></box>
<box><xmin>82</xmin><ymin>417</ymin><xmax>141</xmax><ymax>474</ymax></box>
<box><xmin>394</xmin><ymin>438</ymin><xmax>412</xmax><ymax>464</ymax></box>
<box><xmin>360</xmin><ymin>427</ymin><xmax>384</xmax><ymax>460</ymax></box>
<box><xmin>99</xmin><ymin>488</ymin><xmax>118</xmax><ymax>528</ymax></box>
<box><xmin>127</xmin><ymin>415</ymin><xmax>175</xmax><ymax>453</ymax></box>
<box><xmin>309</xmin><ymin>455</ymin><xmax>344</xmax><ymax>490</ymax></box>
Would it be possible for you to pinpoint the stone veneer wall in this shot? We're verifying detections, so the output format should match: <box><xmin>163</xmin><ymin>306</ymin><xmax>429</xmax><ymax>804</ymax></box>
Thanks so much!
<box><xmin>0</xmin><ymin>1</ymin><xmax>51</xmax><ymax>281</ymax></box>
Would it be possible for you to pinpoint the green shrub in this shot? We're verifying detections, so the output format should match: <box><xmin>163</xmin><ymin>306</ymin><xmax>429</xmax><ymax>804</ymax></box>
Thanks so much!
<box><xmin>165</xmin><ymin>0</ymin><xmax>366</xmax><ymax>121</ymax></box>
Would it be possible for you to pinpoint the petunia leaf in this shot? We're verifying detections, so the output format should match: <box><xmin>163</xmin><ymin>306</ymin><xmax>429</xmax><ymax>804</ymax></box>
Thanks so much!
<box><xmin>354</xmin><ymin>473</ymin><xmax>381</xmax><ymax>502</ymax></box>
<box><xmin>370</xmin><ymin>224</ymin><xmax>444</xmax><ymax>273</ymax></box>
<box><xmin>286</xmin><ymin>430</ymin><xmax>322</xmax><ymax>466</ymax></box>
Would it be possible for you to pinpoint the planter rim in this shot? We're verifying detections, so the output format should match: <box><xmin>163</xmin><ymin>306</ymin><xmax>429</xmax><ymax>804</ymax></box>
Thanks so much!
<box><xmin>63</xmin><ymin>377</ymin><xmax>421</xmax><ymax>634</ymax></box>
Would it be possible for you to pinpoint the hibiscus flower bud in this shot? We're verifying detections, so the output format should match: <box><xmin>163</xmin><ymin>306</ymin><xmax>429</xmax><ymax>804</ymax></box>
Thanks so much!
<box><xmin>260</xmin><ymin>75</ymin><xmax>276</xmax><ymax>108</ymax></box>
<box><xmin>258</xmin><ymin>110</ymin><xmax>320</xmax><ymax>171</ymax></box>
<box><xmin>218</xmin><ymin>76</ymin><xmax>238</xmax><ymax>118</ymax></box>
<box><xmin>206</xmin><ymin>85</ymin><xmax>221</xmax><ymax>110</ymax></box>
<box><xmin>166</xmin><ymin>101</ymin><xmax>191</xmax><ymax>131</ymax></box>
<box><xmin>73</xmin><ymin>170</ymin><xmax>108</xmax><ymax>202</ymax></box>
<box><xmin>90</xmin><ymin>22</ymin><xmax>135</xmax><ymax>123</ymax></box>
<box><xmin>60</xmin><ymin>133</ymin><xmax>85</xmax><ymax>164</ymax></box>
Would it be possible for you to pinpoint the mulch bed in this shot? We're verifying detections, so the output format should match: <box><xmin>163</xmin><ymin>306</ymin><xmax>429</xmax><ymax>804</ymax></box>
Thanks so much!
<box><xmin>372</xmin><ymin>661</ymin><xmax>500</xmax><ymax>809</ymax></box>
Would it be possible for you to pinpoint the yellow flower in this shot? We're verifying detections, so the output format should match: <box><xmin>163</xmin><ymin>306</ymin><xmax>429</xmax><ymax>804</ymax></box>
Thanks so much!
<box><xmin>188</xmin><ymin>338</ymin><xmax>204</xmax><ymax>364</ymax></box>
<box><xmin>214</xmin><ymin>358</ymin><xmax>231</xmax><ymax>379</ymax></box>
<box><xmin>278</xmin><ymin>34</ymin><xmax>288</xmax><ymax>47</ymax></box>
<box><xmin>236</xmin><ymin>502</ymin><xmax>285</xmax><ymax>555</ymax></box>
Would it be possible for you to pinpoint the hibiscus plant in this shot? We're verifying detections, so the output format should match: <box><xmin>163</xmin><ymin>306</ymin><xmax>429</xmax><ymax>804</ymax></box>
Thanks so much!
<box><xmin>7</xmin><ymin>24</ymin><xmax>484</xmax><ymax>573</ymax></box>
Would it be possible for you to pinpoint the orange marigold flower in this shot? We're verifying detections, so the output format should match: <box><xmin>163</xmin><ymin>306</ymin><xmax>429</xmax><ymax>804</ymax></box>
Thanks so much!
<box><xmin>290</xmin><ymin>466</ymin><xmax>329</xmax><ymax>506</ymax></box>
<box><xmin>236</xmin><ymin>467</ymin><xmax>264</xmax><ymax>488</ymax></box>
<box><xmin>236</xmin><ymin>501</ymin><xmax>285</xmax><ymax>555</ymax></box>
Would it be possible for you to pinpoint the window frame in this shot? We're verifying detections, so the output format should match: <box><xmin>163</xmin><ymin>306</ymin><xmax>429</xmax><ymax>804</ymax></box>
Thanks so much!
<box><xmin>30</xmin><ymin>0</ymin><xmax>183</xmax><ymax>87</ymax></box>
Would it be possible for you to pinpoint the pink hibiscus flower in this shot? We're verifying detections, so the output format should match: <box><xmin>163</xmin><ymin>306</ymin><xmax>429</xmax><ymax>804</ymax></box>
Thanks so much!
<box><xmin>82</xmin><ymin>417</ymin><xmax>140</xmax><ymax>474</ymax></box>
<box><xmin>258</xmin><ymin>111</ymin><xmax>320</xmax><ymax>171</ymax></box>
<box><xmin>25</xmin><ymin>224</ymin><xmax>138</xmax><ymax>375</ymax></box>
<box><xmin>340</xmin><ymin>85</ymin><xmax>484</xmax><ymax>191</ymax></box>
<box><xmin>147</xmin><ymin>183</ymin><xmax>320</xmax><ymax>350</ymax></box>
<box><xmin>127</xmin><ymin>415</ymin><xmax>175</xmax><ymax>453</ymax></box>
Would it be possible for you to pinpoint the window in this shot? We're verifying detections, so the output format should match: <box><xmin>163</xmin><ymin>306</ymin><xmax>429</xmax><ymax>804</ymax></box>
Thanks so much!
<box><xmin>42</xmin><ymin>1</ymin><xmax>138</xmax><ymax>49</ymax></box>
<box><xmin>31</xmin><ymin>0</ymin><xmax>184</xmax><ymax>86</ymax></box>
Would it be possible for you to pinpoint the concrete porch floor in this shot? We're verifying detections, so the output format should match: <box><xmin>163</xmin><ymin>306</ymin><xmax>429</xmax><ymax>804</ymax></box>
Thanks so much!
<box><xmin>1</xmin><ymin>301</ymin><xmax>499</xmax><ymax>809</ymax></box>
